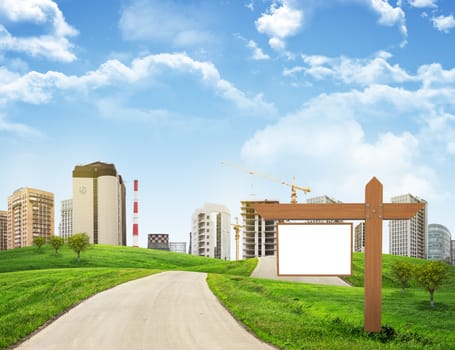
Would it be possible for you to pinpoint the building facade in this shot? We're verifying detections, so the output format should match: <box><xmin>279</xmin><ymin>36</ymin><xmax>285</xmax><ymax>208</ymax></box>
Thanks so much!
<box><xmin>191</xmin><ymin>203</ymin><xmax>230</xmax><ymax>259</ymax></box>
<box><xmin>427</xmin><ymin>224</ymin><xmax>452</xmax><ymax>263</ymax></box>
<box><xmin>7</xmin><ymin>188</ymin><xmax>54</xmax><ymax>249</ymax></box>
<box><xmin>169</xmin><ymin>242</ymin><xmax>187</xmax><ymax>254</ymax></box>
<box><xmin>148</xmin><ymin>233</ymin><xmax>170</xmax><ymax>250</ymax></box>
<box><xmin>354</xmin><ymin>222</ymin><xmax>365</xmax><ymax>252</ymax></box>
<box><xmin>241</xmin><ymin>200</ymin><xmax>278</xmax><ymax>259</ymax></box>
<box><xmin>59</xmin><ymin>199</ymin><xmax>73</xmax><ymax>241</ymax></box>
<box><xmin>0</xmin><ymin>210</ymin><xmax>7</xmax><ymax>251</ymax></box>
<box><xmin>72</xmin><ymin>162</ymin><xmax>126</xmax><ymax>245</ymax></box>
<box><xmin>389</xmin><ymin>194</ymin><xmax>427</xmax><ymax>259</ymax></box>
<box><xmin>452</xmin><ymin>240</ymin><xmax>455</xmax><ymax>265</ymax></box>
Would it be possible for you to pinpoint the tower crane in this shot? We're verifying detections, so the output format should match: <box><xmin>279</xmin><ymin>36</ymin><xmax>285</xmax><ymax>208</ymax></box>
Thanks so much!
<box><xmin>221</xmin><ymin>161</ymin><xmax>311</xmax><ymax>204</ymax></box>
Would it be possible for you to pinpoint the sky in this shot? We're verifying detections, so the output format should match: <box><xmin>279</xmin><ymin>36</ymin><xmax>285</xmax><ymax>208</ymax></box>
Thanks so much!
<box><xmin>1</xmin><ymin>0</ymin><xmax>454</xmax><ymax>256</ymax></box>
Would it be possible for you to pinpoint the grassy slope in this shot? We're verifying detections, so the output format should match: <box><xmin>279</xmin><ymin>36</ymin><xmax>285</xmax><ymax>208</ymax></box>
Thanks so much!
<box><xmin>0</xmin><ymin>245</ymin><xmax>257</xmax><ymax>349</ymax></box>
<box><xmin>208</xmin><ymin>253</ymin><xmax>455</xmax><ymax>350</ymax></box>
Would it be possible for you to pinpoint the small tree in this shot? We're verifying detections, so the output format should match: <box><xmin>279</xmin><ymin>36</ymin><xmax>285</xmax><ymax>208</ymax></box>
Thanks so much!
<box><xmin>415</xmin><ymin>260</ymin><xmax>449</xmax><ymax>307</ymax></box>
<box><xmin>33</xmin><ymin>236</ymin><xmax>46</xmax><ymax>252</ymax></box>
<box><xmin>49</xmin><ymin>235</ymin><xmax>64</xmax><ymax>255</ymax></box>
<box><xmin>68</xmin><ymin>233</ymin><xmax>90</xmax><ymax>263</ymax></box>
<box><xmin>391</xmin><ymin>261</ymin><xmax>414</xmax><ymax>294</ymax></box>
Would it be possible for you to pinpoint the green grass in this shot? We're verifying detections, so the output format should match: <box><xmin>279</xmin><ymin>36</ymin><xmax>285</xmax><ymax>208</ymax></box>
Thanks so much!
<box><xmin>0</xmin><ymin>244</ymin><xmax>257</xmax><ymax>349</ymax></box>
<box><xmin>1</xmin><ymin>245</ymin><xmax>454</xmax><ymax>350</ymax></box>
<box><xmin>208</xmin><ymin>255</ymin><xmax>455</xmax><ymax>350</ymax></box>
<box><xmin>0</xmin><ymin>268</ymin><xmax>158</xmax><ymax>349</ymax></box>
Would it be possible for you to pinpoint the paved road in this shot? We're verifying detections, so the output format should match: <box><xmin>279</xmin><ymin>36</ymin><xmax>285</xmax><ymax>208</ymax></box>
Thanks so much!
<box><xmin>16</xmin><ymin>271</ymin><xmax>276</xmax><ymax>350</ymax></box>
<box><xmin>251</xmin><ymin>256</ymin><xmax>351</xmax><ymax>287</ymax></box>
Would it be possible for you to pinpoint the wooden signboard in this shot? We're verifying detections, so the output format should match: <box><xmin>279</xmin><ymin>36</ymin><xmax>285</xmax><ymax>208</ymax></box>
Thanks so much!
<box><xmin>251</xmin><ymin>177</ymin><xmax>424</xmax><ymax>333</ymax></box>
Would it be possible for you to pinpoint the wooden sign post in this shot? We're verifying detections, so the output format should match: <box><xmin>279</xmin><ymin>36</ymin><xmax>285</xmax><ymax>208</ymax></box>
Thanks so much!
<box><xmin>251</xmin><ymin>177</ymin><xmax>424</xmax><ymax>333</ymax></box>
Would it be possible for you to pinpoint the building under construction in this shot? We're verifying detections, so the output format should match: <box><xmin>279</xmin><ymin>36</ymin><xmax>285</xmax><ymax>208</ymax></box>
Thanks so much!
<box><xmin>241</xmin><ymin>200</ymin><xmax>278</xmax><ymax>259</ymax></box>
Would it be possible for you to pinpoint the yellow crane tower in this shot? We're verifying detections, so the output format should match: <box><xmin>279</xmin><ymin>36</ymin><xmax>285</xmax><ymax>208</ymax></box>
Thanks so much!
<box><xmin>221</xmin><ymin>161</ymin><xmax>311</xmax><ymax>203</ymax></box>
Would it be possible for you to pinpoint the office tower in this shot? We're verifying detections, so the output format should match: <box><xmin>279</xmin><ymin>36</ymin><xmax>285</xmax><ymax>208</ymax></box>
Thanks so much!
<box><xmin>0</xmin><ymin>210</ymin><xmax>7</xmax><ymax>251</ymax></box>
<box><xmin>59</xmin><ymin>199</ymin><xmax>73</xmax><ymax>240</ymax></box>
<box><xmin>72</xmin><ymin>161</ymin><xmax>126</xmax><ymax>245</ymax></box>
<box><xmin>148</xmin><ymin>233</ymin><xmax>170</xmax><ymax>250</ymax></box>
<box><xmin>354</xmin><ymin>222</ymin><xmax>365</xmax><ymax>252</ymax></box>
<box><xmin>7</xmin><ymin>188</ymin><xmax>54</xmax><ymax>249</ymax></box>
<box><xmin>306</xmin><ymin>195</ymin><xmax>342</xmax><ymax>204</ymax></box>
<box><xmin>427</xmin><ymin>224</ymin><xmax>452</xmax><ymax>263</ymax></box>
<box><xmin>389</xmin><ymin>194</ymin><xmax>427</xmax><ymax>258</ymax></box>
<box><xmin>241</xmin><ymin>200</ymin><xmax>278</xmax><ymax>259</ymax></box>
<box><xmin>191</xmin><ymin>203</ymin><xmax>231</xmax><ymax>259</ymax></box>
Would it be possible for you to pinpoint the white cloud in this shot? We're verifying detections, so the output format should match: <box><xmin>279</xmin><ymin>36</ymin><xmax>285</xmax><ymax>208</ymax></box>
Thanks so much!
<box><xmin>247</xmin><ymin>40</ymin><xmax>270</xmax><ymax>60</ymax></box>
<box><xmin>407</xmin><ymin>0</ymin><xmax>437</xmax><ymax>8</ymax></box>
<box><xmin>255</xmin><ymin>0</ymin><xmax>303</xmax><ymax>51</ymax></box>
<box><xmin>0</xmin><ymin>0</ymin><xmax>78</xmax><ymax>62</ymax></box>
<box><xmin>369</xmin><ymin>0</ymin><xmax>408</xmax><ymax>46</ymax></box>
<box><xmin>432</xmin><ymin>14</ymin><xmax>455</xmax><ymax>33</ymax></box>
<box><xmin>0</xmin><ymin>53</ymin><xmax>276</xmax><ymax>114</ymax></box>
<box><xmin>0</xmin><ymin>112</ymin><xmax>40</xmax><ymax>136</ymax></box>
<box><xmin>119</xmin><ymin>0</ymin><xmax>213</xmax><ymax>47</ymax></box>
<box><xmin>284</xmin><ymin>51</ymin><xmax>415</xmax><ymax>86</ymax></box>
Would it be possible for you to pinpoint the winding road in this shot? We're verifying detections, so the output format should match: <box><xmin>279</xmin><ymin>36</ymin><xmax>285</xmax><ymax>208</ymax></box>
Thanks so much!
<box><xmin>15</xmin><ymin>271</ymin><xmax>276</xmax><ymax>350</ymax></box>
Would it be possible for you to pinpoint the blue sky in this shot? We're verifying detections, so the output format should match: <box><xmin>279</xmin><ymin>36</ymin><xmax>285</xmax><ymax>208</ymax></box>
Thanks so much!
<box><xmin>1</xmin><ymin>0</ymin><xmax>454</xmax><ymax>254</ymax></box>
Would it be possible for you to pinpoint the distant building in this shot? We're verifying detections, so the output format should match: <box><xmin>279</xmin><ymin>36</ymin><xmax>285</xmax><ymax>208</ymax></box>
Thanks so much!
<box><xmin>72</xmin><ymin>162</ymin><xmax>126</xmax><ymax>245</ymax></box>
<box><xmin>241</xmin><ymin>200</ymin><xmax>278</xmax><ymax>259</ymax></box>
<box><xmin>59</xmin><ymin>199</ymin><xmax>73</xmax><ymax>241</ymax></box>
<box><xmin>169</xmin><ymin>242</ymin><xmax>187</xmax><ymax>254</ymax></box>
<box><xmin>306</xmin><ymin>195</ymin><xmax>343</xmax><ymax>223</ymax></box>
<box><xmin>389</xmin><ymin>194</ymin><xmax>427</xmax><ymax>259</ymax></box>
<box><xmin>0</xmin><ymin>210</ymin><xmax>7</xmax><ymax>251</ymax></box>
<box><xmin>191</xmin><ymin>203</ymin><xmax>231</xmax><ymax>259</ymax></box>
<box><xmin>452</xmin><ymin>240</ymin><xmax>455</xmax><ymax>265</ymax></box>
<box><xmin>7</xmin><ymin>188</ymin><xmax>54</xmax><ymax>249</ymax></box>
<box><xmin>427</xmin><ymin>224</ymin><xmax>452</xmax><ymax>263</ymax></box>
<box><xmin>148</xmin><ymin>233</ymin><xmax>170</xmax><ymax>250</ymax></box>
<box><xmin>354</xmin><ymin>222</ymin><xmax>365</xmax><ymax>252</ymax></box>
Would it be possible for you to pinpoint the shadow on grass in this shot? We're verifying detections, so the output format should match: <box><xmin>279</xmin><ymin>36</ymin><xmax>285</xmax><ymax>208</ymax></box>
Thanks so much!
<box><xmin>416</xmin><ymin>300</ymin><xmax>451</xmax><ymax>312</ymax></box>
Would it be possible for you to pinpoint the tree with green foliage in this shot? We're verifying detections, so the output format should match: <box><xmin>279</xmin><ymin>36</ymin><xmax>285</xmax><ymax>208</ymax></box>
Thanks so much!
<box><xmin>68</xmin><ymin>233</ymin><xmax>90</xmax><ymax>263</ymax></box>
<box><xmin>49</xmin><ymin>235</ymin><xmax>64</xmax><ymax>255</ymax></box>
<box><xmin>415</xmin><ymin>260</ymin><xmax>449</xmax><ymax>307</ymax></box>
<box><xmin>33</xmin><ymin>236</ymin><xmax>46</xmax><ymax>252</ymax></box>
<box><xmin>391</xmin><ymin>261</ymin><xmax>414</xmax><ymax>294</ymax></box>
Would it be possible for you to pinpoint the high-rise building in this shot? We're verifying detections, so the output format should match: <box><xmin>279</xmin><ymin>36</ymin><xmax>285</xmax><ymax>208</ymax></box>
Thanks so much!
<box><xmin>191</xmin><ymin>203</ymin><xmax>230</xmax><ymax>259</ymax></box>
<box><xmin>59</xmin><ymin>199</ymin><xmax>73</xmax><ymax>241</ymax></box>
<box><xmin>72</xmin><ymin>162</ymin><xmax>126</xmax><ymax>245</ymax></box>
<box><xmin>389</xmin><ymin>194</ymin><xmax>427</xmax><ymax>259</ymax></box>
<box><xmin>427</xmin><ymin>224</ymin><xmax>452</xmax><ymax>263</ymax></box>
<box><xmin>354</xmin><ymin>222</ymin><xmax>365</xmax><ymax>252</ymax></box>
<box><xmin>306</xmin><ymin>195</ymin><xmax>342</xmax><ymax>204</ymax></box>
<box><xmin>452</xmin><ymin>240</ymin><xmax>455</xmax><ymax>265</ymax></box>
<box><xmin>0</xmin><ymin>210</ymin><xmax>7</xmax><ymax>251</ymax></box>
<box><xmin>241</xmin><ymin>200</ymin><xmax>278</xmax><ymax>259</ymax></box>
<box><xmin>7</xmin><ymin>188</ymin><xmax>54</xmax><ymax>249</ymax></box>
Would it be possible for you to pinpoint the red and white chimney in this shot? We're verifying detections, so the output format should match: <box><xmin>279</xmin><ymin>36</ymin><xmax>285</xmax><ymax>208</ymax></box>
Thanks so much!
<box><xmin>132</xmin><ymin>179</ymin><xmax>139</xmax><ymax>247</ymax></box>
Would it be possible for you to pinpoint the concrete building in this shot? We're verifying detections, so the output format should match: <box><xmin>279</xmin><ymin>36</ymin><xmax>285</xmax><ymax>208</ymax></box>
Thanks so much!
<box><xmin>59</xmin><ymin>199</ymin><xmax>73</xmax><ymax>241</ymax></box>
<box><xmin>389</xmin><ymin>194</ymin><xmax>427</xmax><ymax>259</ymax></box>
<box><xmin>306</xmin><ymin>195</ymin><xmax>342</xmax><ymax>204</ymax></box>
<box><xmin>0</xmin><ymin>210</ymin><xmax>7</xmax><ymax>251</ymax></box>
<box><xmin>7</xmin><ymin>188</ymin><xmax>54</xmax><ymax>249</ymax></box>
<box><xmin>72</xmin><ymin>162</ymin><xmax>126</xmax><ymax>245</ymax></box>
<box><xmin>169</xmin><ymin>242</ymin><xmax>187</xmax><ymax>254</ymax></box>
<box><xmin>191</xmin><ymin>203</ymin><xmax>231</xmax><ymax>259</ymax></box>
<box><xmin>427</xmin><ymin>224</ymin><xmax>452</xmax><ymax>263</ymax></box>
<box><xmin>452</xmin><ymin>240</ymin><xmax>455</xmax><ymax>265</ymax></box>
<box><xmin>354</xmin><ymin>222</ymin><xmax>365</xmax><ymax>252</ymax></box>
<box><xmin>148</xmin><ymin>233</ymin><xmax>170</xmax><ymax>250</ymax></box>
<box><xmin>241</xmin><ymin>200</ymin><xmax>278</xmax><ymax>259</ymax></box>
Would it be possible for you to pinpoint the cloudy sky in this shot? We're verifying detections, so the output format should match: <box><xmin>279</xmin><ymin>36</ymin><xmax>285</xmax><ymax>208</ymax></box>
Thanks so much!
<box><xmin>1</xmin><ymin>0</ymin><xmax>454</xmax><ymax>254</ymax></box>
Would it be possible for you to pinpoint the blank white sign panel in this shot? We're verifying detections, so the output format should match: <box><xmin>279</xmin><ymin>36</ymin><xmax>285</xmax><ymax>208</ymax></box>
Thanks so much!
<box><xmin>277</xmin><ymin>223</ymin><xmax>352</xmax><ymax>276</ymax></box>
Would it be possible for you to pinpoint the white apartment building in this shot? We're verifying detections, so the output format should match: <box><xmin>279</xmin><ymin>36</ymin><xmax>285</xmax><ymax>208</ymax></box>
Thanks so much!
<box><xmin>59</xmin><ymin>199</ymin><xmax>73</xmax><ymax>240</ymax></box>
<box><xmin>389</xmin><ymin>194</ymin><xmax>427</xmax><ymax>259</ymax></box>
<box><xmin>0</xmin><ymin>210</ymin><xmax>7</xmax><ymax>251</ymax></box>
<box><xmin>241</xmin><ymin>200</ymin><xmax>278</xmax><ymax>259</ymax></box>
<box><xmin>427</xmin><ymin>224</ymin><xmax>452</xmax><ymax>263</ymax></box>
<box><xmin>354</xmin><ymin>222</ymin><xmax>365</xmax><ymax>252</ymax></box>
<box><xmin>72</xmin><ymin>162</ymin><xmax>126</xmax><ymax>245</ymax></box>
<box><xmin>191</xmin><ymin>203</ymin><xmax>230</xmax><ymax>259</ymax></box>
